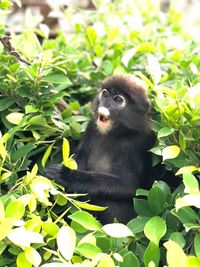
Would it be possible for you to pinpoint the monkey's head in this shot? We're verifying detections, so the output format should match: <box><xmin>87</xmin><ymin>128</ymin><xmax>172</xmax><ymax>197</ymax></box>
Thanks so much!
<box><xmin>92</xmin><ymin>75</ymin><xmax>151</xmax><ymax>135</ymax></box>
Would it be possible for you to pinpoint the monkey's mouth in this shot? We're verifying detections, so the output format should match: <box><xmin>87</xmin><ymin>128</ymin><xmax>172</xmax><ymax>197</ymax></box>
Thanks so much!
<box><xmin>99</xmin><ymin>115</ymin><xmax>110</xmax><ymax>123</ymax></box>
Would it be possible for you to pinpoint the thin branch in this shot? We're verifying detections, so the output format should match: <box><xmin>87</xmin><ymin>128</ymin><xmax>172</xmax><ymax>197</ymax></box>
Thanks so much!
<box><xmin>0</xmin><ymin>35</ymin><xmax>31</xmax><ymax>65</ymax></box>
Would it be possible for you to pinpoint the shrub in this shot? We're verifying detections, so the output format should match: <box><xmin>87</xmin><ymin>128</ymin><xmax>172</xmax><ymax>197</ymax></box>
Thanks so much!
<box><xmin>0</xmin><ymin>0</ymin><xmax>200</xmax><ymax>266</ymax></box>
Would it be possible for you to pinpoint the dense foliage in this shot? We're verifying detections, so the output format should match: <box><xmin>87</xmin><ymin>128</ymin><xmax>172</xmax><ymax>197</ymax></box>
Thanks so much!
<box><xmin>0</xmin><ymin>0</ymin><xmax>200</xmax><ymax>266</ymax></box>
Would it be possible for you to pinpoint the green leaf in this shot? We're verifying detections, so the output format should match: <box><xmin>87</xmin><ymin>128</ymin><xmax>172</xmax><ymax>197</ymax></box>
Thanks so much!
<box><xmin>0</xmin><ymin>97</ymin><xmax>15</xmax><ymax>111</ymax></box>
<box><xmin>183</xmin><ymin>173</ymin><xmax>199</xmax><ymax>193</ymax></box>
<box><xmin>24</xmin><ymin>247</ymin><xmax>41</xmax><ymax>267</ymax></box>
<box><xmin>68</xmin><ymin>211</ymin><xmax>101</xmax><ymax>231</ymax></box>
<box><xmin>42</xmin><ymin>222</ymin><xmax>59</xmax><ymax>236</ymax></box>
<box><xmin>162</xmin><ymin>145</ymin><xmax>180</xmax><ymax>161</ymax></box>
<box><xmin>172</xmin><ymin>207</ymin><xmax>198</xmax><ymax>224</ymax></box>
<box><xmin>6</xmin><ymin>112</ymin><xmax>24</xmax><ymax>125</ymax></box>
<box><xmin>127</xmin><ymin>217</ymin><xmax>150</xmax><ymax>234</ymax></box>
<box><xmin>12</xmin><ymin>143</ymin><xmax>36</xmax><ymax>162</ymax></box>
<box><xmin>102</xmin><ymin>223</ymin><xmax>133</xmax><ymax>238</ymax></box>
<box><xmin>57</xmin><ymin>226</ymin><xmax>76</xmax><ymax>261</ymax></box>
<box><xmin>148</xmin><ymin>186</ymin><xmax>166</xmax><ymax>214</ymax></box>
<box><xmin>169</xmin><ymin>232</ymin><xmax>185</xmax><ymax>248</ymax></box>
<box><xmin>194</xmin><ymin>233</ymin><xmax>200</xmax><ymax>259</ymax></box>
<box><xmin>42</xmin><ymin>74</ymin><xmax>71</xmax><ymax>85</ymax></box>
<box><xmin>144</xmin><ymin>242</ymin><xmax>160</xmax><ymax>267</ymax></box>
<box><xmin>5</xmin><ymin>200</ymin><xmax>25</xmax><ymax>220</ymax></box>
<box><xmin>157</xmin><ymin>127</ymin><xmax>174</xmax><ymax>138</ymax></box>
<box><xmin>42</xmin><ymin>143</ymin><xmax>54</xmax><ymax>167</ymax></box>
<box><xmin>144</xmin><ymin>216</ymin><xmax>166</xmax><ymax>245</ymax></box>
<box><xmin>120</xmin><ymin>252</ymin><xmax>139</xmax><ymax>267</ymax></box>
<box><xmin>76</xmin><ymin>243</ymin><xmax>102</xmax><ymax>259</ymax></box>
<box><xmin>134</xmin><ymin>199</ymin><xmax>154</xmax><ymax>217</ymax></box>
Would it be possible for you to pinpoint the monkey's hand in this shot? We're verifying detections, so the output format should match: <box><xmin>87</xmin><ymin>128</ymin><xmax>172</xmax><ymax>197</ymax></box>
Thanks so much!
<box><xmin>43</xmin><ymin>164</ymin><xmax>71</xmax><ymax>188</ymax></box>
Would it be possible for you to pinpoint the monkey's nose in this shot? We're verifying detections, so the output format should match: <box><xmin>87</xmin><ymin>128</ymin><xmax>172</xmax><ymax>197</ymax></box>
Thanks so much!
<box><xmin>98</xmin><ymin>107</ymin><xmax>110</xmax><ymax>118</ymax></box>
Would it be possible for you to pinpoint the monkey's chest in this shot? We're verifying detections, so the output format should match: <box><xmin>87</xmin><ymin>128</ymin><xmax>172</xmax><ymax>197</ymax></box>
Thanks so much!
<box><xmin>87</xmin><ymin>151</ymin><xmax>112</xmax><ymax>173</ymax></box>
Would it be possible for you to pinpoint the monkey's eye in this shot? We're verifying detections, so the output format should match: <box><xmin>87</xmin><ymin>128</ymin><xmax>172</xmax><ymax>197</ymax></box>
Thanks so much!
<box><xmin>114</xmin><ymin>95</ymin><xmax>125</xmax><ymax>104</ymax></box>
<box><xmin>101</xmin><ymin>89</ymin><xmax>109</xmax><ymax>98</ymax></box>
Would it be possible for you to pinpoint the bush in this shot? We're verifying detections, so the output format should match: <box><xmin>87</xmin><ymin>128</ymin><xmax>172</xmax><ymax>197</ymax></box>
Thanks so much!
<box><xmin>0</xmin><ymin>0</ymin><xmax>200</xmax><ymax>266</ymax></box>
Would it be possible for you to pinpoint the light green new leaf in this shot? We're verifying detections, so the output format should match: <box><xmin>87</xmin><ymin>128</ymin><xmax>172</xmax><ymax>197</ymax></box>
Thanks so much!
<box><xmin>74</xmin><ymin>200</ymin><xmax>107</xmax><ymax>211</ymax></box>
<box><xmin>6</xmin><ymin>112</ymin><xmax>24</xmax><ymax>125</ymax></box>
<box><xmin>57</xmin><ymin>226</ymin><xmax>76</xmax><ymax>261</ymax></box>
<box><xmin>5</xmin><ymin>200</ymin><xmax>25</xmax><ymax>220</ymax></box>
<box><xmin>17</xmin><ymin>252</ymin><xmax>31</xmax><ymax>267</ymax></box>
<box><xmin>183</xmin><ymin>173</ymin><xmax>199</xmax><ymax>193</ymax></box>
<box><xmin>144</xmin><ymin>216</ymin><xmax>166</xmax><ymax>246</ymax></box>
<box><xmin>42</xmin><ymin>74</ymin><xmax>71</xmax><ymax>85</ymax></box>
<box><xmin>25</xmin><ymin>247</ymin><xmax>41</xmax><ymax>267</ymax></box>
<box><xmin>68</xmin><ymin>211</ymin><xmax>101</xmax><ymax>231</ymax></box>
<box><xmin>42</xmin><ymin>143</ymin><xmax>54</xmax><ymax>167</ymax></box>
<box><xmin>162</xmin><ymin>145</ymin><xmax>180</xmax><ymax>161</ymax></box>
<box><xmin>42</xmin><ymin>222</ymin><xmax>59</xmax><ymax>237</ymax></box>
<box><xmin>102</xmin><ymin>223</ymin><xmax>133</xmax><ymax>238</ymax></box>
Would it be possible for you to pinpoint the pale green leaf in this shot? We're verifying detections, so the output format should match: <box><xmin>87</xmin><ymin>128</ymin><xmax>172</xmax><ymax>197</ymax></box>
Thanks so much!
<box><xmin>97</xmin><ymin>254</ymin><xmax>115</xmax><ymax>267</ymax></box>
<box><xmin>76</xmin><ymin>243</ymin><xmax>102</xmax><ymax>259</ymax></box>
<box><xmin>147</xmin><ymin>54</ymin><xmax>161</xmax><ymax>85</ymax></box>
<box><xmin>102</xmin><ymin>223</ymin><xmax>133</xmax><ymax>238</ymax></box>
<box><xmin>176</xmin><ymin>166</ymin><xmax>198</xmax><ymax>176</ymax></box>
<box><xmin>162</xmin><ymin>145</ymin><xmax>180</xmax><ymax>161</ymax></box>
<box><xmin>7</xmin><ymin>226</ymin><xmax>43</xmax><ymax>247</ymax></box>
<box><xmin>157</xmin><ymin>127</ymin><xmax>174</xmax><ymax>138</ymax></box>
<box><xmin>6</xmin><ymin>112</ymin><xmax>24</xmax><ymax>125</ymax></box>
<box><xmin>42</xmin><ymin>222</ymin><xmax>59</xmax><ymax>236</ymax></box>
<box><xmin>176</xmin><ymin>194</ymin><xmax>200</xmax><ymax>210</ymax></box>
<box><xmin>25</xmin><ymin>247</ymin><xmax>41</xmax><ymax>267</ymax></box>
<box><xmin>57</xmin><ymin>226</ymin><xmax>76</xmax><ymax>261</ymax></box>
<box><xmin>74</xmin><ymin>200</ymin><xmax>107</xmax><ymax>211</ymax></box>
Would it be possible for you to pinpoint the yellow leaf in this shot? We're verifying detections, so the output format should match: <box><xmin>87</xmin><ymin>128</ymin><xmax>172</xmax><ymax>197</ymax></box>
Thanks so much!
<box><xmin>176</xmin><ymin>166</ymin><xmax>198</xmax><ymax>176</ymax></box>
<box><xmin>164</xmin><ymin>240</ymin><xmax>188</xmax><ymax>267</ymax></box>
<box><xmin>65</xmin><ymin>157</ymin><xmax>78</xmax><ymax>170</ymax></box>
<box><xmin>62</xmin><ymin>138</ymin><xmax>70</xmax><ymax>166</ymax></box>
<box><xmin>97</xmin><ymin>254</ymin><xmax>115</xmax><ymax>267</ymax></box>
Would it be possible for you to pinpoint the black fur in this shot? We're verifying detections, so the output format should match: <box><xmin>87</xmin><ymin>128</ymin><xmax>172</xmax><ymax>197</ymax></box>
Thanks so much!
<box><xmin>45</xmin><ymin>75</ymin><xmax>154</xmax><ymax>223</ymax></box>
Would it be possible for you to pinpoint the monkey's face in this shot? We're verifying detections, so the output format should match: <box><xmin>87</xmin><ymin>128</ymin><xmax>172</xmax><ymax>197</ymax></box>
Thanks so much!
<box><xmin>95</xmin><ymin>88</ymin><xmax>127</xmax><ymax>134</ymax></box>
<box><xmin>93</xmin><ymin>75</ymin><xmax>150</xmax><ymax>135</ymax></box>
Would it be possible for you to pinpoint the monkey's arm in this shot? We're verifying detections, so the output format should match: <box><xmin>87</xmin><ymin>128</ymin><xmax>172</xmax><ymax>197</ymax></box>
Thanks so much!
<box><xmin>44</xmin><ymin>165</ymin><xmax>136</xmax><ymax>199</ymax></box>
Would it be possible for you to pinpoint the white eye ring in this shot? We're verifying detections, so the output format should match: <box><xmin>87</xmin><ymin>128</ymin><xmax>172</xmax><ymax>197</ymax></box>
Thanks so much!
<box><xmin>101</xmin><ymin>89</ymin><xmax>109</xmax><ymax>98</ymax></box>
<box><xmin>113</xmin><ymin>95</ymin><xmax>126</xmax><ymax>106</ymax></box>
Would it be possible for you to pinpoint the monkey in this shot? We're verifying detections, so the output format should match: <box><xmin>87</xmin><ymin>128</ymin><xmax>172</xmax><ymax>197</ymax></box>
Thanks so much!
<box><xmin>44</xmin><ymin>75</ymin><xmax>154</xmax><ymax>224</ymax></box>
